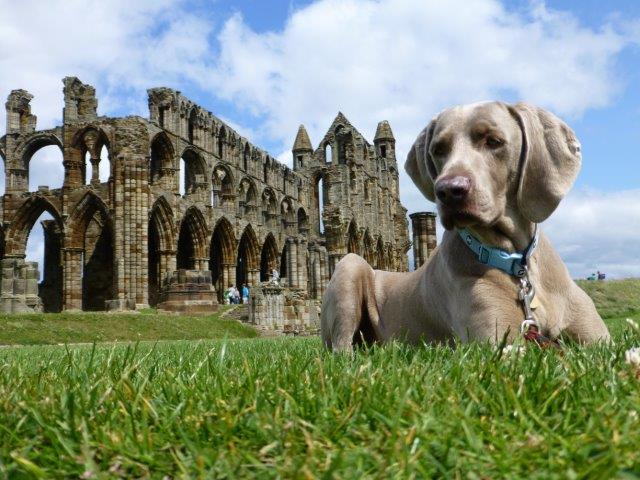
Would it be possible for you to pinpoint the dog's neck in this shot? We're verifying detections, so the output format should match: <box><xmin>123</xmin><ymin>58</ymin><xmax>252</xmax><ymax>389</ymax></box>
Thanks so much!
<box><xmin>462</xmin><ymin>211</ymin><xmax>535</xmax><ymax>253</ymax></box>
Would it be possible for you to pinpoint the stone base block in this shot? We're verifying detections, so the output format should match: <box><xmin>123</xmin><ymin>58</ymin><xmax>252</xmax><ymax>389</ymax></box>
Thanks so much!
<box><xmin>156</xmin><ymin>269</ymin><xmax>218</xmax><ymax>314</ymax></box>
<box><xmin>105</xmin><ymin>298</ymin><xmax>137</xmax><ymax>311</ymax></box>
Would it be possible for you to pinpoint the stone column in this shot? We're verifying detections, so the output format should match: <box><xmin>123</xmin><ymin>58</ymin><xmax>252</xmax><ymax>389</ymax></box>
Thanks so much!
<box><xmin>409</xmin><ymin>211</ymin><xmax>437</xmax><ymax>270</ymax></box>
<box><xmin>297</xmin><ymin>237</ymin><xmax>308</xmax><ymax>291</ymax></box>
<box><xmin>62</xmin><ymin>248</ymin><xmax>83</xmax><ymax>311</ymax></box>
<box><xmin>90</xmin><ymin>157</ymin><xmax>100</xmax><ymax>185</ymax></box>
<box><xmin>249</xmin><ymin>268</ymin><xmax>260</xmax><ymax>287</ymax></box>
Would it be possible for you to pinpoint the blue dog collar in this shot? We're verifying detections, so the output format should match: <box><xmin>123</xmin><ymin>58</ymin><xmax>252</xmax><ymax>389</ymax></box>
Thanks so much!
<box><xmin>458</xmin><ymin>226</ymin><xmax>538</xmax><ymax>278</ymax></box>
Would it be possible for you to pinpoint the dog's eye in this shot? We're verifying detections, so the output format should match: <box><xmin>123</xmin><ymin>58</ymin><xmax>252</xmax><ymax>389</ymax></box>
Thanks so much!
<box><xmin>431</xmin><ymin>142</ymin><xmax>448</xmax><ymax>157</ymax></box>
<box><xmin>485</xmin><ymin>136</ymin><xmax>504</xmax><ymax>149</ymax></box>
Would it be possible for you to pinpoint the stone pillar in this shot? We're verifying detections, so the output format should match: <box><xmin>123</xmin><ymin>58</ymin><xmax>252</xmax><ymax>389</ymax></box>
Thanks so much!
<box><xmin>410</xmin><ymin>212</ymin><xmax>437</xmax><ymax>270</ymax></box>
<box><xmin>249</xmin><ymin>268</ymin><xmax>260</xmax><ymax>287</ymax></box>
<box><xmin>297</xmin><ymin>238</ymin><xmax>308</xmax><ymax>292</ymax></box>
<box><xmin>286</xmin><ymin>238</ymin><xmax>297</xmax><ymax>288</ymax></box>
<box><xmin>90</xmin><ymin>158</ymin><xmax>100</xmax><ymax>185</ymax></box>
<box><xmin>111</xmin><ymin>125</ymin><xmax>150</xmax><ymax>309</ymax></box>
<box><xmin>62</xmin><ymin>248</ymin><xmax>83</xmax><ymax>311</ymax></box>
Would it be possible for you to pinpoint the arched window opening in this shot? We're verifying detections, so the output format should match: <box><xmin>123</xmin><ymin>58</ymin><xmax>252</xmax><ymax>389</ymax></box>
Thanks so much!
<box><xmin>297</xmin><ymin>208</ymin><xmax>308</xmax><ymax>233</ymax></box>
<box><xmin>180</xmin><ymin>150</ymin><xmax>205</xmax><ymax>197</ymax></box>
<box><xmin>218</xmin><ymin>127</ymin><xmax>225</xmax><ymax>158</ymax></box>
<box><xmin>316</xmin><ymin>176</ymin><xmax>325</xmax><ymax>235</ymax></box>
<box><xmin>179</xmin><ymin>158</ymin><xmax>186</xmax><ymax>196</ymax></box>
<box><xmin>260</xmin><ymin>235</ymin><xmax>279</xmax><ymax>282</ymax></box>
<box><xmin>243</xmin><ymin>144</ymin><xmax>250</xmax><ymax>172</ymax></box>
<box><xmin>188</xmin><ymin>109</ymin><xmax>197</xmax><ymax>144</ymax></box>
<box><xmin>84</xmin><ymin>151</ymin><xmax>92</xmax><ymax>185</ymax></box>
<box><xmin>236</xmin><ymin>227</ymin><xmax>259</xmax><ymax>288</ymax></box>
<box><xmin>263</xmin><ymin>161</ymin><xmax>268</xmax><ymax>183</ymax></box>
<box><xmin>212</xmin><ymin>165</ymin><xmax>234</xmax><ymax>208</ymax></box>
<box><xmin>325</xmin><ymin>143</ymin><xmax>333</xmax><ymax>164</ymax></box>
<box><xmin>380</xmin><ymin>145</ymin><xmax>387</xmax><ymax>158</ymax></box>
<box><xmin>209</xmin><ymin>219</ymin><xmax>235</xmax><ymax>303</ymax></box>
<box><xmin>150</xmin><ymin>133</ymin><xmax>174</xmax><ymax>187</ymax></box>
<box><xmin>29</xmin><ymin>145</ymin><xmax>63</xmax><ymax>192</ymax></box>
<box><xmin>99</xmin><ymin>145</ymin><xmax>110</xmax><ymax>183</ymax></box>
<box><xmin>25</xmin><ymin>211</ymin><xmax>63</xmax><ymax>312</ymax></box>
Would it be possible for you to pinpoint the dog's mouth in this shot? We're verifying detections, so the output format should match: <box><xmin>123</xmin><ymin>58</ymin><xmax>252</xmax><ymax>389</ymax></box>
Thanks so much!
<box><xmin>439</xmin><ymin>206</ymin><xmax>486</xmax><ymax>230</ymax></box>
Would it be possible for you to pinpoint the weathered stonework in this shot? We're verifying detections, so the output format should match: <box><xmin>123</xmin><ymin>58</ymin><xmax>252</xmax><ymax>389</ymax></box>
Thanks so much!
<box><xmin>248</xmin><ymin>284</ymin><xmax>320</xmax><ymax>335</ymax></box>
<box><xmin>410</xmin><ymin>212</ymin><xmax>438</xmax><ymax>269</ymax></box>
<box><xmin>0</xmin><ymin>77</ymin><xmax>436</xmax><ymax>324</ymax></box>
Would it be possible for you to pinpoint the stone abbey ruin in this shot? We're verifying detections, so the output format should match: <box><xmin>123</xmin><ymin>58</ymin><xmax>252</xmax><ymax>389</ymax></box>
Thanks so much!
<box><xmin>0</xmin><ymin>77</ymin><xmax>437</xmax><ymax>330</ymax></box>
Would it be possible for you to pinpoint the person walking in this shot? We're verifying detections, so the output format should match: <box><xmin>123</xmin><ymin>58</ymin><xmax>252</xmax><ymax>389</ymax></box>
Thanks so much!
<box><xmin>242</xmin><ymin>284</ymin><xmax>249</xmax><ymax>304</ymax></box>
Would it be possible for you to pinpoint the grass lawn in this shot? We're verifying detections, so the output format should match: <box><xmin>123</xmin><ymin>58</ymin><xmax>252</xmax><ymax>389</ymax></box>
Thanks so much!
<box><xmin>0</xmin><ymin>279</ymin><xmax>637</xmax><ymax>477</ymax></box>
<box><xmin>0</xmin><ymin>307</ymin><xmax>257</xmax><ymax>345</ymax></box>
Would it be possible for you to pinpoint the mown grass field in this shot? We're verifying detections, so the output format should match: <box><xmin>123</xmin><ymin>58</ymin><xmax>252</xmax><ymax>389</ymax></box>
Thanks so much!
<box><xmin>0</xmin><ymin>307</ymin><xmax>257</xmax><ymax>345</ymax></box>
<box><xmin>0</xmin><ymin>280</ymin><xmax>638</xmax><ymax>478</ymax></box>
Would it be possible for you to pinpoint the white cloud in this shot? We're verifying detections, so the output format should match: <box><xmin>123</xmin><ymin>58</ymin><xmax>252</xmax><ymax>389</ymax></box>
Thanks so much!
<box><xmin>543</xmin><ymin>188</ymin><xmax>640</xmax><ymax>279</ymax></box>
<box><xmin>0</xmin><ymin>0</ymin><xmax>212</xmax><ymax>130</ymax></box>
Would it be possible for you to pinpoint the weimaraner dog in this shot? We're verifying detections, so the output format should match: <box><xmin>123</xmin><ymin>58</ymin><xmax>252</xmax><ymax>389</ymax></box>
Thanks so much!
<box><xmin>321</xmin><ymin>101</ymin><xmax>610</xmax><ymax>352</ymax></box>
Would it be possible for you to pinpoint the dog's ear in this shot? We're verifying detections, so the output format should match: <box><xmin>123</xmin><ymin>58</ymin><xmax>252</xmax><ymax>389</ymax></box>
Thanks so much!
<box><xmin>510</xmin><ymin>102</ymin><xmax>581</xmax><ymax>222</ymax></box>
<box><xmin>405</xmin><ymin>119</ymin><xmax>437</xmax><ymax>202</ymax></box>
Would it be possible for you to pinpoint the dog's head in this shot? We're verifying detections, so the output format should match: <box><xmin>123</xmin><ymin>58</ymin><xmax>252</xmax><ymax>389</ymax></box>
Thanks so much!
<box><xmin>405</xmin><ymin>102</ymin><xmax>581</xmax><ymax>230</ymax></box>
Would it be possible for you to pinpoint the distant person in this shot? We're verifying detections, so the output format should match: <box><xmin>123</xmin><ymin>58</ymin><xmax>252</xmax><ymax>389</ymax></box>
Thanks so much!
<box><xmin>224</xmin><ymin>286</ymin><xmax>232</xmax><ymax>304</ymax></box>
<box><xmin>597</xmin><ymin>271</ymin><xmax>606</xmax><ymax>281</ymax></box>
<box><xmin>271</xmin><ymin>268</ymin><xmax>280</xmax><ymax>285</ymax></box>
<box><xmin>242</xmin><ymin>284</ymin><xmax>249</xmax><ymax>304</ymax></box>
<box><xmin>587</xmin><ymin>273</ymin><xmax>596</xmax><ymax>281</ymax></box>
<box><xmin>231</xmin><ymin>285</ymin><xmax>240</xmax><ymax>304</ymax></box>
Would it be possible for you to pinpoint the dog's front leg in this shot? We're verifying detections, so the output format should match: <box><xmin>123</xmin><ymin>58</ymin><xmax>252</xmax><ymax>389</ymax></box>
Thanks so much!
<box><xmin>320</xmin><ymin>254</ymin><xmax>380</xmax><ymax>353</ymax></box>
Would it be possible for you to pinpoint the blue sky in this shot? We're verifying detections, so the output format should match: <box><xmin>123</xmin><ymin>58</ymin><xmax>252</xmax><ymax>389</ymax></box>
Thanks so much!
<box><xmin>1</xmin><ymin>0</ymin><xmax>640</xmax><ymax>278</ymax></box>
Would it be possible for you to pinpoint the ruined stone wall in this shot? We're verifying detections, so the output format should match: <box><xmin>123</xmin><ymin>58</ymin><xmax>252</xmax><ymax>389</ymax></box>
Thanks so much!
<box><xmin>0</xmin><ymin>76</ymin><xmax>420</xmax><ymax>319</ymax></box>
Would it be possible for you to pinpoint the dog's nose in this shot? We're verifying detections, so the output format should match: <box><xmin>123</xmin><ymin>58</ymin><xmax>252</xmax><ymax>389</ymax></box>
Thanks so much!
<box><xmin>435</xmin><ymin>176</ymin><xmax>471</xmax><ymax>204</ymax></box>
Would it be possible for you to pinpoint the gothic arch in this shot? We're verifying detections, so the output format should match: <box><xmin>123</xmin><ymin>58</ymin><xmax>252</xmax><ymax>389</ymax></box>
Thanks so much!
<box><xmin>66</xmin><ymin>191</ymin><xmax>114</xmax><ymax>311</ymax></box>
<box><xmin>150</xmin><ymin>132</ymin><xmax>175</xmax><ymax>186</ymax></box>
<box><xmin>236</xmin><ymin>224</ymin><xmax>260</xmax><ymax>287</ymax></box>
<box><xmin>209</xmin><ymin>216</ymin><xmax>236</xmax><ymax>301</ymax></box>
<box><xmin>297</xmin><ymin>207</ymin><xmax>309</xmax><ymax>233</ymax></box>
<box><xmin>188</xmin><ymin>108</ymin><xmax>198</xmax><ymax>144</ymax></box>
<box><xmin>73</xmin><ymin>127</ymin><xmax>111</xmax><ymax>185</ymax></box>
<box><xmin>16</xmin><ymin>132</ymin><xmax>63</xmax><ymax>169</ymax></box>
<box><xmin>180</xmin><ymin>147</ymin><xmax>206</xmax><ymax>196</ymax></box>
<box><xmin>148</xmin><ymin>196</ymin><xmax>177</xmax><ymax>306</ymax></box>
<box><xmin>177</xmin><ymin>206</ymin><xmax>209</xmax><ymax>269</ymax></box>
<box><xmin>217</xmin><ymin>125</ymin><xmax>226</xmax><ymax>157</ymax></box>
<box><xmin>5</xmin><ymin>196</ymin><xmax>63</xmax><ymax>256</ymax></box>
<box><xmin>280</xmin><ymin>197</ymin><xmax>295</xmax><ymax>233</ymax></box>
<box><xmin>261</xmin><ymin>187</ymin><xmax>278</xmax><ymax>228</ymax></box>
<box><xmin>212</xmin><ymin>163</ymin><xmax>234</xmax><ymax>194</ymax></box>
<box><xmin>260</xmin><ymin>233</ymin><xmax>279</xmax><ymax>282</ymax></box>
<box><xmin>238</xmin><ymin>176</ymin><xmax>258</xmax><ymax>218</ymax></box>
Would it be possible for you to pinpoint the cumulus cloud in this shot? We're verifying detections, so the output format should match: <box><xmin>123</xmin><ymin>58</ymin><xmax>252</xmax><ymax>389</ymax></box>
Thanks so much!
<box><xmin>0</xmin><ymin>0</ymin><xmax>212</xmax><ymax>130</ymax></box>
<box><xmin>543</xmin><ymin>188</ymin><xmax>640</xmax><ymax>279</ymax></box>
